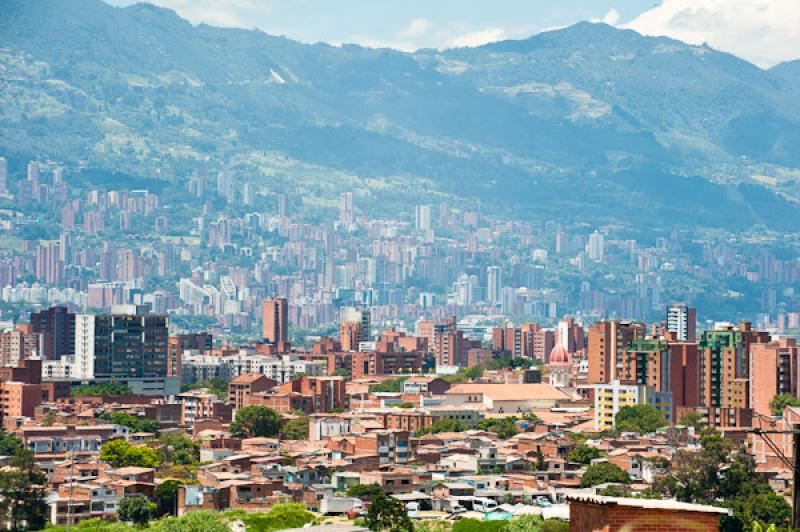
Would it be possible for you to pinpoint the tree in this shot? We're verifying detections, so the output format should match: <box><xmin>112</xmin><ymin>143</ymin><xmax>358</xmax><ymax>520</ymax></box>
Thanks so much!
<box><xmin>678</xmin><ymin>410</ymin><xmax>704</xmax><ymax>430</ymax></box>
<box><xmin>541</xmin><ymin>521</ymin><xmax>570</xmax><ymax>532</ymax></box>
<box><xmin>414</xmin><ymin>418</ymin><xmax>468</xmax><ymax>436</ymax></box>
<box><xmin>729</xmin><ymin>491</ymin><xmax>790</xmax><ymax>530</ymax></box>
<box><xmin>615</xmin><ymin>404</ymin><xmax>667</xmax><ymax>434</ymax></box>
<box><xmin>451</xmin><ymin>518</ymin><xmax>505</xmax><ymax>532</ymax></box>
<box><xmin>154</xmin><ymin>480</ymin><xmax>180</xmax><ymax>517</ymax></box>
<box><xmin>0</xmin><ymin>428</ymin><xmax>22</xmax><ymax>455</ymax></box>
<box><xmin>99</xmin><ymin>439</ymin><xmax>160</xmax><ymax>468</ymax></box>
<box><xmin>504</xmin><ymin>515</ymin><xmax>544</xmax><ymax>532</ymax></box>
<box><xmin>229</xmin><ymin>406</ymin><xmax>282</xmax><ymax>438</ymax></box>
<box><xmin>347</xmin><ymin>483</ymin><xmax>384</xmax><ymax>498</ymax></box>
<box><xmin>100</xmin><ymin>412</ymin><xmax>159</xmax><ymax>433</ymax></box>
<box><xmin>158</xmin><ymin>434</ymin><xmax>200</xmax><ymax>466</ymax></box>
<box><xmin>580</xmin><ymin>462</ymin><xmax>631</xmax><ymax>487</ymax></box>
<box><xmin>568</xmin><ymin>444</ymin><xmax>603</xmax><ymax>465</ymax></box>
<box><xmin>118</xmin><ymin>495</ymin><xmax>155</xmax><ymax>526</ymax></box>
<box><xmin>181</xmin><ymin>377</ymin><xmax>230</xmax><ymax>400</ymax></box>
<box><xmin>150</xmin><ymin>509</ymin><xmax>229</xmax><ymax>532</ymax></box>
<box><xmin>245</xmin><ymin>503</ymin><xmax>316</xmax><ymax>531</ymax></box>
<box><xmin>0</xmin><ymin>448</ymin><xmax>49</xmax><ymax>530</ymax></box>
<box><xmin>71</xmin><ymin>381</ymin><xmax>133</xmax><ymax>397</ymax></box>
<box><xmin>371</xmin><ymin>377</ymin><xmax>408</xmax><ymax>393</ymax></box>
<box><xmin>651</xmin><ymin>429</ymin><xmax>789</xmax><ymax>530</ymax></box>
<box><xmin>364</xmin><ymin>492</ymin><xmax>413</xmax><ymax>532</ymax></box>
<box><xmin>43</xmin><ymin>518</ymin><xmax>132</xmax><ymax>531</ymax></box>
<box><xmin>476</xmin><ymin>417</ymin><xmax>520</xmax><ymax>439</ymax></box>
<box><xmin>282</xmin><ymin>416</ymin><xmax>309</xmax><ymax>440</ymax></box>
<box><xmin>768</xmin><ymin>393</ymin><xmax>800</xmax><ymax>416</ymax></box>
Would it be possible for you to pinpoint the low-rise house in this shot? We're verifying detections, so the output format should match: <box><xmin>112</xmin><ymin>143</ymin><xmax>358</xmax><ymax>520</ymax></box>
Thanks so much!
<box><xmin>443</xmin><ymin>384</ymin><xmax>570</xmax><ymax>414</ymax></box>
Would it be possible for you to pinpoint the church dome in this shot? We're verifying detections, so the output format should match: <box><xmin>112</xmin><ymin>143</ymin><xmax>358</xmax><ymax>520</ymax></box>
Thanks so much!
<box><xmin>549</xmin><ymin>344</ymin><xmax>570</xmax><ymax>365</ymax></box>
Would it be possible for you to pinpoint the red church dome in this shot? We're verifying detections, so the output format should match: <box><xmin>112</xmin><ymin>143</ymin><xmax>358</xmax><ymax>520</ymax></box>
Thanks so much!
<box><xmin>549</xmin><ymin>344</ymin><xmax>570</xmax><ymax>365</ymax></box>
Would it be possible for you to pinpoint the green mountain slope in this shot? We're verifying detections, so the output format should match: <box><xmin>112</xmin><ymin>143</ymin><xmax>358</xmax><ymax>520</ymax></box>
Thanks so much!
<box><xmin>1</xmin><ymin>0</ymin><xmax>799</xmax><ymax>229</ymax></box>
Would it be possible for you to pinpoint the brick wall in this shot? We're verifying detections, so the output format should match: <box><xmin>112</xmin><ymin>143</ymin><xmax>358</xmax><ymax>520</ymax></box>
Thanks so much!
<box><xmin>569</xmin><ymin>501</ymin><xmax>722</xmax><ymax>532</ymax></box>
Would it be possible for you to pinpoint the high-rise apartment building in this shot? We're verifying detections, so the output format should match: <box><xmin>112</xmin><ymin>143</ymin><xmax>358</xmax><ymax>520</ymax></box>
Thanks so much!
<box><xmin>750</xmin><ymin>339</ymin><xmax>799</xmax><ymax>418</ymax></box>
<box><xmin>91</xmin><ymin>305</ymin><xmax>169</xmax><ymax>380</ymax></box>
<box><xmin>30</xmin><ymin>305</ymin><xmax>75</xmax><ymax>361</ymax></box>
<box><xmin>587</xmin><ymin>320</ymin><xmax>646</xmax><ymax>384</ymax></box>
<box><xmin>167</xmin><ymin>332</ymin><xmax>213</xmax><ymax>378</ymax></box>
<box><xmin>262</xmin><ymin>298</ymin><xmax>289</xmax><ymax>345</ymax></box>
<box><xmin>0</xmin><ymin>325</ymin><xmax>44</xmax><ymax>367</ymax></box>
<box><xmin>587</xmin><ymin>231</ymin><xmax>605</xmax><ymax>262</ymax></box>
<box><xmin>557</xmin><ymin>317</ymin><xmax>585</xmax><ymax>353</ymax></box>
<box><xmin>699</xmin><ymin>323</ymin><xmax>770</xmax><ymax>410</ymax></box>
<box><xmin>0</xmin><ymin>156</ymin><xmax>7</xmax><ymax>195</ymax></box>
<box><xmin>339</xmin><ymin>192</ymin><xmax>354</xmax><ymax>226</ymax></box>
<box><xmin>415</xmin><ymin>204</ymin><xmax>432</xmax><ymax>231</ymax></box>
<box><xmin>486</xmin><ymin>266</ymin><xmax>503</xmax><ymax>305</ymax></box>
<box><xmin>339</xmin><ymin>321</ymin><xmax>364</xmax><ymax>352</ymax></box>
<box><xmin>666</xmin><ymin>303</ymin><xmax>697</xmax><ymax>341</ymax></box>
<box><xmin>340</xmin><ymin>307</ymin><xmax>371</xmax><ymax>341</ymax></box>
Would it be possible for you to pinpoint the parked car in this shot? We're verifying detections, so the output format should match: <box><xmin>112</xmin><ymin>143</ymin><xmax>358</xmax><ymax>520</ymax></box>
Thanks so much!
<box><xmin>536</xmin><ymin>496</ymin><xmax>552</xmax><ymax>508</ymax></box>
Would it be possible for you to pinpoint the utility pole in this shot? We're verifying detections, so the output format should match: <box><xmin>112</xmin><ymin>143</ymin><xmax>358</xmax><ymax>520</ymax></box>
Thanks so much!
<box><xmin>794</xmin><ymin>430</ymin><xmax>800</xmax><ymax>530</ymax></box>
<box><xmin>749</xmin><ymin>418</ymin><xmax>800</xmax><ymax>530</ymax></box>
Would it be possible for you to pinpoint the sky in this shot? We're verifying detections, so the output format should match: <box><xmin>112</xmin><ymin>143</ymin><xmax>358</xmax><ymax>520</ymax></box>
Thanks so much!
<box><xmin>105</xmin><ymin>0</ymin><xmax>800</xmax><ymax>68</ymax></box>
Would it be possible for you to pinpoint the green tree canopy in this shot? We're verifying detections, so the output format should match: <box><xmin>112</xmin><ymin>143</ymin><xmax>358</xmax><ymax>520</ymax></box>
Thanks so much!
<box><xmin>364</xmin><ymin>492</ymin><xmax>413</xmax><ymax>532</ymax></box>
<box><xmin>282</xmin><ymin>416</ymin><xmax>310</xmax><ymax>440</ymax></box>
<box><xmin>370</xmin><ymin>377</ymin><xmax>408</xmax><ymax>393</ymax></box>
<box><xmin>768</xmin><ymin>393</ymin><xmax>800</xmax><ymax>416</ymax></box>
<box><xmin>181</xmin><ymin>377</ymin><xmax>230</xmax><ymax>400</ymax></box>
<box><xmin>99</xmin><ymin>439</ymin><xmax>160</xmax><ymax>468</ymax></box>
<box><xmin>568</xmin><ymin>444</ymin><xmax>603</xmax><ymax>465</ymax></box>
<box><xmin>0</xmin><ymin>447</ymin><xmax>49</xmax><ymax>530</ymax></box>
<box><xmin>158</xmin><ymin>433</ymin><xmax>200</xmax><ymax>466</ymax></box>
<box><xmin>149</xmin><ymin>509</ymin><xmax>230</xmax><ymax>532</ymax></box>
<box><xmin>451</xmin><ymin>518</ymin><xmax>505</xmax><ymax>532</ymax></box>
<box><xmin>415</xmin><ymin>418</ymin><xmax>468</xmax><ymax>436</ymax></box>
<box><xmin>503</xmin><ymin>515</ymin><xmax>544</xmax><ymax>532</ymax></box>
<box><xmin>476</xmin><ymin>417</ymin><xmax>521</xmax><ymax>439</ymax></box>
<box><xmin>119</xmin><ymin>495</ymin><xmax>156</xmax><ymax>526</ymax></box>
<box><xmin>100</xmin><ymin>412</ymin><xmax>159</xmax><ymax>433</ymax></box>
<box><xmin>229</xmin><ymin>406</ymin><xmax>283</xmax><ymax>438</ymax></box>
<box><xmin>154</xmin><ymin>480</ymin><xmax>181</xmax><ymax>517</ymax></box>
<box><xmin>347</xmin><ymin>483</ymin><xmax>384</xmax><ymax>498</ymax></box>
<box><xmin>580</xmin><ymin>462</ymin><xmax>631</xmax><ymax>487</ymax></box>
<box><xmin>615</xmin><ymin>404</ymin><xmax>668</xmax><ymax>434</ymax></box>
<box><xmin>652</xmin><ymin>429</ymin><xmax>790</xmax><ymax>530</ymax></box>
<box><xmin>677</xmin><ymin>410</ymin><xmax>704</xmax><ymax>430</ymax></box>
<box><xmin>227</xmin><ymin>503</ymin><xmax>316</xmax><ymax>531</ymax></box>
<box><xmin>0</xmin><ymin>428</ymin><xmax>22</xmax><ymax>456</ymax></box>
<box><xmin>71</xmin><ymin>381</ymin><xmax>133</xmax><ymax>397</ymax></box>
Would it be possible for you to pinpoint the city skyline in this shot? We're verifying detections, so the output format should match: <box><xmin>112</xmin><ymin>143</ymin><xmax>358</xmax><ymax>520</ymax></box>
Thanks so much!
<box><xmin>0</xmin><ymin>1</ymin><xmax>799</xmax><ymax>530</ymax></box>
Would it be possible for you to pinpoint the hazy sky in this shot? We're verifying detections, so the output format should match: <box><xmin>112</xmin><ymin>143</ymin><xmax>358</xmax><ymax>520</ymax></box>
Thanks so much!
<box><xmin>106</xmin><ymin>0</ymin><xmax>800</xmax><ymax>68</ymax></box>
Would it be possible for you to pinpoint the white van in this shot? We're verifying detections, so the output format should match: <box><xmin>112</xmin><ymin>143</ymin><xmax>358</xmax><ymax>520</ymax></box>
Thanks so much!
<box><xmin>472</xmin><ymin>497</ymin><xmax>498</xmax><ymax>512</ymax></box>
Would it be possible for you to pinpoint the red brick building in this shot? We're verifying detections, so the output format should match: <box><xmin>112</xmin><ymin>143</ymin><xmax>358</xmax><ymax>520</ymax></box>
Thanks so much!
<box><xmin>749</xmin><ymin>338</ymin><xmax>799</xmax><ymax>418</ymax></box>
<box><xmin>567</xmin><ymin>494</ymin><xmax>729</xmax><ymax>531</ymax></box>
<box><xmin>351</xmin><ymin>351</ymin><xmax>422</xmax><ymax>379</ymax></box>
<box><xmin>248</xmin><ymin>376</ymin><xmax>346</xmax><ymax>414</ymax></box>
<box><xmin>228</xmin><ymin>373</ymin><xmax>277</xmax><ymax>410</ymax></box>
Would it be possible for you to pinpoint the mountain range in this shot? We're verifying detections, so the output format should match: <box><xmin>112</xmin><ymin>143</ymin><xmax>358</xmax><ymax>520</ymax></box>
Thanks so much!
<box><xmin>2</xmin><ymin>0</ymin><xmax>800</xmax><ymax>231</ymax></box>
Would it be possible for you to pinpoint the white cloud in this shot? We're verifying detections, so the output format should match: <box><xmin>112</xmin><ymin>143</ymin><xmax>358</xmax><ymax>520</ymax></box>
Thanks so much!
<box><xmin>448</xmin><ymin>27</ymin><xmax>508</xmax><ymax>48</ymax></box>
<box><xmin>624</xmin><ymin>0</ymin><xmax>800</xmax><ymax>68</ymax></box>
<box><xmin>600</xmin><ymin>9</ymin><xmax>620</xmax><ymax>26</ymax></box>
<box><xmin>400</xmin><ymin>18</ymin><xmax>433</xmax><ymax>39</ymax></box>
<box><xmin>136</xmin><ymin>0</ymin><xmax>267</xmax><ymax>28</ymax></box>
